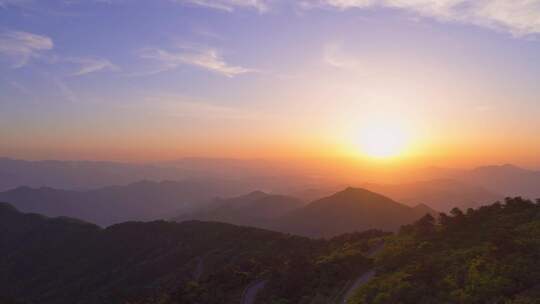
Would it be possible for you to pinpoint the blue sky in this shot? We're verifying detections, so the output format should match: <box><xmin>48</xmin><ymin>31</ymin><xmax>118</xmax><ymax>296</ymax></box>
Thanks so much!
<box><xmin>1</xmin><ymin>0</ymin><xmax>540</xmax><ymax>166</ymax></box>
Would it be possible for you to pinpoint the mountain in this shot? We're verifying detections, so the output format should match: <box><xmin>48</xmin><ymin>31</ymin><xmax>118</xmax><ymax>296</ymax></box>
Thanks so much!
<box><xmin>349</xmin><ymin>197</ymin><xmax>540</xmax><ymax>303</ymax></box>
<box><xmin>174</xmin><ymin>188</ymin><xmax>435</xmax><ymax>237</ymax></box>
<box><xmin>419</xmin><ymin>164</ymin><xmax>540</xmax><ymax>199</ymax></box>
<box><xmin>463</xmin><ymin>164</ymin><xmax>540</xmax><ymax>198</ymax></box>
<box><xmin>0</xmin><ymin>202</ymin><xmax>386</xmax><ymax>304</ymax></box>
<box><xmin>0</xmin><ymin>180</ymin><xmax>248</xmax><ymax>226</ymax></box>
<box><xmin>363</xmin><ymin>179</ymin><xmax>503</xmax><ymax>211</ymax></box>
<box><xmin>0</xmin><ymin>157</ymin><xmax>335</xmax><ymax>195</ymax></box>
<box><xmin>276</xmin><ymin>187</ymin><xmax>437</xmax><ymax>238</ymax></box>
<box><xmin>175</xmin><ymin>191</ymin><xmax>305</xmax><ymax>228</ymax></box>
<box><xmin>0</xmin><ymin>157</ymin><xmax>194</xmax><ymax>191</ymax></box>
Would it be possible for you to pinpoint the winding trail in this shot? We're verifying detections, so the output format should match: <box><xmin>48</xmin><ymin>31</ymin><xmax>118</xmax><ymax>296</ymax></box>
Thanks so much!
<box><xmin>239</xmin><ymin>241</ymin><xmax>384</xmax><ymax>304</ymax></box>
<box><xmin>193</xmin><ymin>257</ymin><xmax>204</xmax><ymax>281</ymax></box>
<box><xmin>240</xmin><ymin>279</ymin><xmax>267</xmax><ymax>304</ymax></box>
<box><xmin>341</xmin><ymin>241</ymin><xmax>385</xmax><ymax>304</ymax></box>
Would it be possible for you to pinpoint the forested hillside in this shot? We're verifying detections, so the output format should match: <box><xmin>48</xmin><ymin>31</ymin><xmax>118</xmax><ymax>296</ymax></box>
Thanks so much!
<box><xmin>0</xmin><ymin>202</ymin><xmax>386</xmax><ymax>304</ymax></box>
<box><xmin>349</xmin><ymin>197</ymin><xmax>540</xmax><ymax>304</ymax></box>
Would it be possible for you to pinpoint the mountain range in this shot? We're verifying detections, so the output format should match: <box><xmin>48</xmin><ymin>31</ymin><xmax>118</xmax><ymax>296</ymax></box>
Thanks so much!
<box><xmin>176</xmin><ymin>187</ymin><xmax>436</xmax><ymax>238</ymax></box>
<box><xmin>419</xmin><ymin>164</ymin><xmax>540</xmax><ymax>199</ymax></box>
<box><xmin>3</xmin><ymin>157</ymin><xmax>539</xmax><ymax>198</ymax></box>
<box><xmin>363</xmin><ymin>178</ymin><xmax>503</xmax><ymax>211</ymax></box>
<box><xmin>0</xmin><ymin>157</ymin><xmax>330</xmax><ymax>195</ymax></box>
<box><xmin>0</xmin><ymin>180</ymin><xmax>248</xmax><ymax>226</ymax></box>
<box><xmin>175</xmin><ymin>190</ymin><xmax>306</xmax><ymax>228</ymax></box>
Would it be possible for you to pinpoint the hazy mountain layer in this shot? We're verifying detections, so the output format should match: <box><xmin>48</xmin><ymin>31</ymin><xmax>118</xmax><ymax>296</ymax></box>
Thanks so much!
<box><xmin>0</xmin><ymin>180</ymin><xmax>248</xmax><ymax>226</ymax></box>
<box><xmin>0</xmin><ymin>157</ymin><xmax>332</xmax><ymax>194</ymax></box>
<box><xmin>421</xmin><ymin>164</ymin><xmax>540</xmax><ymax>199</ymax></box>
<box><xmin>363</xmin><ymin>178</ymin><xmax>503</xmax><ymax>211</ymax></box>
<box><xmin>274</xmin><ymin>188</ymin><xmax>436</xmax><ymax>238</ymax></box>
<box><xmin>175</xmin><ymin>191</ymin><xmax>305</xmax><ymax>228</ymax></box>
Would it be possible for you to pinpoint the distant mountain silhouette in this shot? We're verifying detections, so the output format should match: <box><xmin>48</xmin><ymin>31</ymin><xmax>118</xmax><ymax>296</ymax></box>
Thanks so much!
<box><xmin>363</xmin><ymin>179</ymin><xmax>503</xmax><ymax>211</ymax></box>
<box><xmin>0</xmin><ymin>157</ymin><xmax>333</xmax><ymax>196</ymax></box>
<box><xmin>411</xmin><ymin>203</ymin><xmax>436</xmax><ymax>216</ymax></box>
<box><xmin>0</xmin><ymin>180</ymin><xmax>248</xmax><ymax>226</ymax></box>
<box><xmin>0</xmin><ymin>157</ymin><xmax>195</xmax><ymax>191</ymax></box>
<box><xmin>275</xmin><ymin>187</ymin><xmax>436</xmax><ymax>237</ymax></box>
<box><xmin>0</xmin><ymin>202</ymin><xmax>385</xmax><ymax>304</ymax></box>
<box><xmin>175</xmin><ymin>191</ymin><xmax>305</xmax><ymax>227</ymax></box>
<box><xmin>420</xmin><ymin>164</ymin><xmax>540</xmax><ymax>199</ymax></box>
<box><xmin>465</xmin><ymin>164</ymin><xmax>540</xmax><ymax>198</ymax></box>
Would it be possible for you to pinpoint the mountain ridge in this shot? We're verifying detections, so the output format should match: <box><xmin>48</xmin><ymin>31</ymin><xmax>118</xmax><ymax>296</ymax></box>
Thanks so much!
<box><xmin>274</xmin><ymin>187</ymin><xmax>436</xmax><ymax>237</ymax></box>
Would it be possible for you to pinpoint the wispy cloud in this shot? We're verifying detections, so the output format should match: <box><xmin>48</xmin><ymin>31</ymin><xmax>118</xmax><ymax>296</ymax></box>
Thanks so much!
<box><xmin>0</xmin><ymin>30</ymin><xmax>53</xmax><ymax>67</ymax></box>
<box><xmin>300</xmin><ymin>0</ymin><xmax>374</xmax><ymax>10</ymax></box>
<box><xmin>67</xmin><ymin>57</ymin><xmax>119</xmax><ymax>76</ymax></box>
<box><xmin>8</xmin><ymin>81</ymin><xmax>33</xmax><ymax>96</ymax></box>
<box><xmin>139</xmin><ymin>45</ymin><xmax>254</xmax><ymax>77</ymax></box>
<box><xmin>53</xmin><ymin>78</ymin><xmax>79</xmax><ymax>102</ymax></box>
<box><xmin>128</xmin><ymin>94</ymin><xmax>259</xmax><ymax>120</ymax></box>
<box><xmin>323</xmin><ymin>42</ymin><xmax>361</xmax><ymax>69</ymax></box>
<box><xmin>0</xmin><ymin>0</ymin><xmax>31</xmax><ymax>8</ymax></box>
<box><xmin>180</xmin><ymin>0</ymin><xmax>269</xmax><ymax>13</ymax></box>
<box><xmin>303</xmin><ymin>0</ymin><xmax>540</xmax><ymax>36</ymax></box>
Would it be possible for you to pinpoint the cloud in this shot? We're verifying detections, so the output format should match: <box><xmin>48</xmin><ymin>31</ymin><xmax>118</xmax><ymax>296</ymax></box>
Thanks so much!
<box><xmin>0</xmin><ymin>0</ymin><xmax>31</xmax><ymax>8</ymax></box>
<box><xmin>303</xmin><ymin>0</ymin><xmax>540</xmax><ymax>36</ymax></box>
<box><xmin>9</xmin><ymin>81</ymin><xmax>32</xmax><ymax>95</ymax></box>
<box><xmin>300</xmin><ymin>0</ymin><xmax>375</xmax><ymax>10</ymax></box>
<box><xmin>181</xmin><ymin>0</ymin><xmax>269</xmax><ymax>12</ymax></box>
<box><xmin>67</xmin><ymin>57</ymin><xmax>119</xmax><ymax>76</ymax></box>
<box><xmin>0</xmin><ymin>30</ymin><xmax>117</xmax><ymax>76</ymax></box>
<box><xmin>127</xmin><ymin>94</ymin><xmax>258</xmax><ymax>120</ymax></box>
<box><xmin>0</xmin><ymin>30</ymin><xmax>53</xmax><ymax>67</ymax></box>
<box><xmin>139</xmin><ymin>45</ymin><xmax>254</xmax><ymax>77</ymax></box>
<box><xmin>53</xmin><ymin>78</ymin><xmax>79</xmax><ymax>102</ymax></box>
<box><xmin>323</xmin><ymin>42</ymin><xmax>361</xmax><ymax>69</ymax></box>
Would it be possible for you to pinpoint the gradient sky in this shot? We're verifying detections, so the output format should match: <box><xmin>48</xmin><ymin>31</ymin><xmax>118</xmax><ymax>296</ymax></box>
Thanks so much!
<box><xmin>1</xmin><ymin>0</ymin><xmax>539</xmax><ymax>167</ymax></box>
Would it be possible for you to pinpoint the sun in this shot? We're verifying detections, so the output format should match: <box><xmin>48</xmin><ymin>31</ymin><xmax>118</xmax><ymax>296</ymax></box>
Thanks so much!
<box><xmin>358</xmin><ymin>120</ymin><xmax>410</xmax><ymax>159</ymax></box>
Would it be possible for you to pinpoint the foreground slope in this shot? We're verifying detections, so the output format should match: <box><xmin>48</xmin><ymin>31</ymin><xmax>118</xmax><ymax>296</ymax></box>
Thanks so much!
<box><xmin>277</xmin><ymin>187</ymin><xmax>436</xmax><ymax>238</ymax></box>
<box><xmin>349</xmin><ymin>197</ymin><xmax>540</xmax><ymax>304</ymax></box>
<box><xmin>0</xmin><ymin>202</ymin><xmax>386</xmax><ymax>304</ymax></box>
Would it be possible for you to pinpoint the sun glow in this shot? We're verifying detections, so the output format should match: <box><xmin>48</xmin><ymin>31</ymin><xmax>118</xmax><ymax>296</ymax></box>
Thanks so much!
<box><xmin>358</xmin><ymin>119</ymin><xmax>411</xmax><ymax>159</ymax></box>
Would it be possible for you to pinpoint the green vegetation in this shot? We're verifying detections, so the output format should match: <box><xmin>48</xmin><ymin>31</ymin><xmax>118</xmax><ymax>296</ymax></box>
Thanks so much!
<box><xmin>256</xmin><ymin>231</ymin><xmax>386</xmax><ymax>304</ymax></box>
<box><xmin>349</xmin><ymin>197</ymin><xmax>540</xmax><ymax>304</ymax></box>
<box><xmin>6</xmin><ymin>195</ymin><xmax>540</xmax><ymax>304</ymax></box>
<box><xmin>0</xmin><ymin>202</ymin><xmax>386</xmax><ymax>304</ymax></box>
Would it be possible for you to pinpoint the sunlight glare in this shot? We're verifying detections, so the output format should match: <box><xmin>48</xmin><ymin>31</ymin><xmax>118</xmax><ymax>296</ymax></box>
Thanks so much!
<box><xmin>358</xmin><ymin>119</ymin><xmax>410</xmax><ymax>159</ymax></box>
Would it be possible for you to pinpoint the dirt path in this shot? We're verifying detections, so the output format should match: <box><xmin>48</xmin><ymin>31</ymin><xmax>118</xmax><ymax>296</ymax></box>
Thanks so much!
<box><xmin>240</xmin><ymin>279</ymin><xmax>267</xmax><ymax>304</ymax></box>
<box><xmin>341</xmin><ymin>241</ymin><xmax>385</xmax><ymax>303</ymax></box>
<box><xmin>193</xmin><ymin>257</ymin><xmax>204</xmax><ymax>280</ymax></box>
<box><xmin>239</xmin><ymin>241</ymin><xmax>384</xmax><ymax>304</ymax></box>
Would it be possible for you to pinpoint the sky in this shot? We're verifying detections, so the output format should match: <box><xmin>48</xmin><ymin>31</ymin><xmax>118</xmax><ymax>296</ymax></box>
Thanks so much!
<box><xmin>1</xmin><ymin>0</ymin><xmax>539</xmax><ymax>168</ymax></box>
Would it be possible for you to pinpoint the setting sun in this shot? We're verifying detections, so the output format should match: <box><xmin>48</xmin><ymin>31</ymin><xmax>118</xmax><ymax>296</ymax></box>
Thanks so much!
<box><xmin>358</xmin><ymin>120</ymin><xmax>410</xmax><ymax>159</ymax></box>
